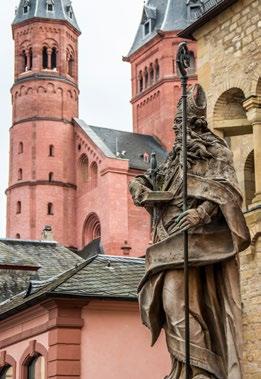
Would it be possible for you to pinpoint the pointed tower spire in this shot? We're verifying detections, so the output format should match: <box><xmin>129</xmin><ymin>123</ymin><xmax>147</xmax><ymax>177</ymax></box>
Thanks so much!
<box><xmin>13</xmin><ymin>0</ymin><xmax>80</xmax><ymax>32</ymax></box>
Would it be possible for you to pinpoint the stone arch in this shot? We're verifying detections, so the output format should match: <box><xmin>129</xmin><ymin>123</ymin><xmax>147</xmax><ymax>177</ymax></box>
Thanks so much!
<box><xmin>47</xmin><ymin>83</ymin><xmax>56</xmax><ymax>94</ymax></box>
<box><xmin>0</xmin><ymin>352</ymin><xmax>17</xmax><ymax>379</ymax></box>
<box><xmin>19</xmin><ymin>340</ymin><xmax>48</xmax><ymax>379</ymax></box>
<box><xmin>66</xmin><ymin>44</ymin><xmax>75</xmax><ymax>77</ymax></box>
<box><xmin>244</xmin><ymin>150</ymin><xmax>255</xmax><ymax>210</ymax></box>
<box><xmin>82</xmin><ymin>213</ymin><xmax>101</xmax><ymax>247</ymax></box>
<box><xmin>212</xmin><ymin>88</ymin><xmax>249</xmax><ymax>136</ymax></box>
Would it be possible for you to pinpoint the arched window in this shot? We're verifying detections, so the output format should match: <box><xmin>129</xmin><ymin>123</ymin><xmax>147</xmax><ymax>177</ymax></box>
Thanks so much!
<box><xmin>18</xmin><ymin>168</ymin><xmax>23</xmax><ymax>181</ymax></box>
<box><xmin>47</xmin><ymin>203</ymin><xmax>54</xmax><ymax>215</ymax></box>
<box><xmin>144</xmin><ymin>67</ymin><xmax>149</xmax><ymax>88</ymax></box>
<box><xmin>138</xmin><ymin>71</ymin><xmax>143</xmax><ymax>93</ymax></box>
<box><xmin>0</xmin><ymin>365</ymin><xmax>13</xmax><ymax>379</ymax></box>
<box><xmin>244</xmin><ymin>150</ymin><xmax>255</xmax><ymax>209</ymax></box>
<box><xmin>83</xmin><ymin>213</ymin><xmax>101</xmax><ymax>247</ymax></box>
<box><xmin>51</xmin><ymin>47</ymin><xmax>57</xmax><ymax>70</ymax></box>
<box><xmin>155</xmin><ymin>59</ymin><xmax>160</xmax><ymax>81</ymax></box>
<box><xmin>18</xmin><ymin>142</ymin><xmax>24</xmax><ymax>154</ymax></box>
<box><xmin>22</xmin><ymin>50</ymin><xmax>27</xmax><ymax>72</ymax></box>
<box><xmin>47</xmin><ymin>0</ymin><xmax>54</xmax><ymax>12</ymax></box>
<box><xmin>16</xmin><ymin>234</ymin><xmax>21</xmax><ymax>239</ymax></box>
<box><xmin>16</xmin><ymin>201</ymin><xmax>22</xmax><ymax>214</ymax></box>
<box><xmin>27</xmin><ymin>355</ymin><xmax>45</xmax><ymax>379</ymax></box>
<box><xmin>48</xmin><ymin>172</ymin><xmax>54</xmax><ymax>182</ymax></box>
<box><xmin>149</xmin><ymin>63</ymin><xmax>154</xmax><ymax>85</ymax></box>
<box><xmin>42</xmin><ymin>47</ymin><xmax>48</xmax><ymax>69</ymax></box>
<box><xmin>68</xmin><ymin>55</ymin><xmax>74</xmax><ymax>77</ymax></box>
<box><xmin>28</xmin><ymin>48</ymin><xmax>33</xmax><ymax>70</ymax></box>
<box><xmin>79</xmin><ymin>154</ymin><xmax>89</xmax><ymax>183</ymax></box>
<box><xmin>49</xmin><ymin>145</ymin><xmax>54</xmax><ymax>157</ymax></box>
<box><xmin>90</xmin><ymin>162</ymin><xmax>98</xmax><ymax>189</ymax></box>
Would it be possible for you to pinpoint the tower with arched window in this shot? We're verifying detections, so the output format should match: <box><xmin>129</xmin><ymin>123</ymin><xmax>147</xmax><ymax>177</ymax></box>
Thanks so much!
<box><xmin>124</xmin><ymin>0</ymin><xmax>197</xmax><ymax>151</ymax></box>
<box><xmin>6</xmin><ymin>0</ymin><xmax>81</xmax><ymax>246</ymax></box>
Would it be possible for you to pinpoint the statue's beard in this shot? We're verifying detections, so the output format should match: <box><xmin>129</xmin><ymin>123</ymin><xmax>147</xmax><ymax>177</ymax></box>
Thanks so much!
<box><xmin>172</xmin><ymin>118</ymin><xmax>226</xmax><ymax>168</ymax></box>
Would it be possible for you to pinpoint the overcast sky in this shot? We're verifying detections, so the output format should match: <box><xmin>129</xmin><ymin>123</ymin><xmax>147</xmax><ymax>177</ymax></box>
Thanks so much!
<box><xmin>0</xmin><ymin>0</ymin><xmax>143</xmax><ymax>236</ymax></box>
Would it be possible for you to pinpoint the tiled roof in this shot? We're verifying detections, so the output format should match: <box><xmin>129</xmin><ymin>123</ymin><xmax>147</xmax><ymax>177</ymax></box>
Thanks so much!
<box><xmin>13</xmin><ymin>0</ymin><xmax>80</xmax><ymax>32</ymax></box>
<box><xmin>0</xmin><ymin>239</ymin><xmax>83</xmax><ymax>302</ymax></box>
<box><xmin>127</xmin><ymin>0</ymin><xmax>192</xmax><ymax>57</ymax></box>
<box><xmin>0</xmin><ymin>255</ymin><xmax>145</xmax><ymax>320</ymax></box>
<box><xmin>0</xmin><ymin>240</ymin><xmax>39</xmax><ymax>269</ymax></box>
<box><xmin>75</xmin><ymin>119</ymin><xmax>168</xmax><ymax>171</ymax></box>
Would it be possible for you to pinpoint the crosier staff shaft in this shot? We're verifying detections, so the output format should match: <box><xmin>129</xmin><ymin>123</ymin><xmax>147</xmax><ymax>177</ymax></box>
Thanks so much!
<box><xmin>176</xmin><ymin>42</ymin><xmax>191</xmax><ymax>379</ymax></box>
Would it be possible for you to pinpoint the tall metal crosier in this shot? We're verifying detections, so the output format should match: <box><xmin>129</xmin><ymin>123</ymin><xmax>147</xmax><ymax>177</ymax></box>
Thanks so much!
<box><xmin>176</xmin><ymin>42</ymin><xmax>191</xmax><ymax>379</ymax></box>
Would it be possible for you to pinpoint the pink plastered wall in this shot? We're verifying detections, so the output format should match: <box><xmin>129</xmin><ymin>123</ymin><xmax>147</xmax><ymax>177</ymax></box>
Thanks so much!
<box><xmin>81</xmin><ymin>301</ymin><xmax>170</xmax><ymax>379</ymax></box>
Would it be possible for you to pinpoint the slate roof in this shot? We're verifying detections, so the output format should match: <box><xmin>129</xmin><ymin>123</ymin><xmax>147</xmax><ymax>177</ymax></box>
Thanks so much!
<box><xmin>179</xmin><ymin>0</ymin><xmax>238</xmax><ymax>39</ymax></box>
<box><xmin>77</xmin><ymin>238</ymin><xmax>104</xmax><ymax>260</ymax></box>
<box><xmin>13</xmin><ymin>0</ymin><xmax>80</xmax><ymax>32</ymax></box>
<box><xmin>127</xmin><ymin>0</ymin><xmax>192</xmax><ymax>57</ymax></box>
<box><xmin>0</xmin><ymin>240</ymin><xmax>39</xmax><ymax>270</ymax></box>
<box><xmin>0</xmin><ymin>255</ymin><xmax>145</xmax><ymax>320</ymax></box>
<box><xmin>74</xmin><ymin>119</ymin><xmax>168</xmax><ymax>171</ymax></box>
<box><xmin>0</xmin><ymin>239</ymin><xmax>83</xmax><ymax>302</ymax></box>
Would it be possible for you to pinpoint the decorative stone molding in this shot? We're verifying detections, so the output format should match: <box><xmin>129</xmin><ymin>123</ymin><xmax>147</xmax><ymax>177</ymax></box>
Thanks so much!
<box><xmin>0</xmin><ymin>351</ymin><xmax>17</xmax><ymax>377</ymax></box>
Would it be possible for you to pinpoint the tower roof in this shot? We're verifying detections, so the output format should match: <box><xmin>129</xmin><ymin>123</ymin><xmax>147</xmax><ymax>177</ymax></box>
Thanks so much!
<box><xmin>13</xmin><ymin>0</ymin><xmax>80</xmax><ymax>32</ymax></box>
<box><xmin>127</xmin><ymin>0</ymin><xmax>203</xmax><ymax>57</ymax></box>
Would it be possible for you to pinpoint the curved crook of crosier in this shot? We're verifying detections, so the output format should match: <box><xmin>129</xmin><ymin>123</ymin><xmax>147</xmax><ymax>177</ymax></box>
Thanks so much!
<box><xmin>176</xmin><ymin>42</ymin><xmax>191</xmax><ymax>79</ymax></box>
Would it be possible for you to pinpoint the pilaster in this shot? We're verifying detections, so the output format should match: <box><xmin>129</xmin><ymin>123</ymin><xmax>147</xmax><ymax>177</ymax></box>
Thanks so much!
<box><xmin>244</xmin><ymin>96</ymin><xmax>261</xmax><ymax>206</ymax></box>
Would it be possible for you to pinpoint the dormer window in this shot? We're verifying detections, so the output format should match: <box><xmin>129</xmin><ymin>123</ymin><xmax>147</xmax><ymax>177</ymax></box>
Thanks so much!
<box><xmin>23</xmin><ymin>0</ymin><xmax>31</xmax><ymax>14</ymax></box>
<box><xmin>186</xmin><ymin>0</ymin><xmax>204</xmax><ymax>21</ymax></box>
<box><xmin>66</xmin><ymin>5</ymin><xmax>73</xmax><ymax>19</ymax></box>
<box><xmin>46</xmin><ymin>0</ymin><xmax>54</xmax><ymax>12</ymax></box>
<box><xmin>144</xmin><ymin>20</ymin><xmax>151</xmax><ymax>37</ymax></box>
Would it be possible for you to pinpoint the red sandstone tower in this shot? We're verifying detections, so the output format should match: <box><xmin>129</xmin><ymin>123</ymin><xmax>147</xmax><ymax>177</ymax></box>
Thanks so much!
<box><xmin>6</xmin><ymin>0</ymin><xmax>80</xmax><ymax>247</ymax></box>
<box><xmin>124</xmin><ymin>0</ymin><xmax>198</xmax><ymax>150</ymax></box>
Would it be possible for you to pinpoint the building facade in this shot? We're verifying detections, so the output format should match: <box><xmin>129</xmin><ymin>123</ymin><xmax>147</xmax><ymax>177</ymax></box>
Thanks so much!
<box><xmin>6</xmin><ymin>0</ymin><xmax>198</xmax><ymax>257</ymax></box>
<box><xmin>180</xmin><ymin>0</ymin><xmax>261</xmax><ymax>377</ymax></box>
<box><xmin>124</xmin><ymin>0</ymin><xmax>198</xmax><ymax>151</ymax></box>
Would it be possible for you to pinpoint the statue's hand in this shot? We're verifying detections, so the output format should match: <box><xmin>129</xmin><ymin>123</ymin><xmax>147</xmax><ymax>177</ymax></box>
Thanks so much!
<box><xmin>174</xmin><ymin>209</ymin><xmax>202</xmax><ymax>232</ymax></box>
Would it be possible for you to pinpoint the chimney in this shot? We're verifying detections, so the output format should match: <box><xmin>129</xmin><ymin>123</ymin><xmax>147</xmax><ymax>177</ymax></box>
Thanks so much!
<box><xmin>41</xmin><ymin>225</ymin><xmax>54</xmax><ymax>241</ymax></box>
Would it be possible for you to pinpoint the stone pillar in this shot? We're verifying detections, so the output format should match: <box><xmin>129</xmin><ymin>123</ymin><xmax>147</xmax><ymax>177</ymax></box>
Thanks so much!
<box><xmin>47</xmin><ymin>48</ymin><xmax>52</xmax><ymax>70</ymax></box>
<box><xmin>244</xmin><ymin>96</ymin><xmax>261</xmax><ymax>206</ymax></box>
<box><xmin>43</xmin><ymin>299</ymin><xmax>87</xmax><ymax>379</ymax></box>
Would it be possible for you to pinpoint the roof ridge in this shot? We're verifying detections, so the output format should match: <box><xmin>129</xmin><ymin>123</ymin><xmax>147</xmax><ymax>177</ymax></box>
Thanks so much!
<box><xmin>25</xmin><ymin>255</ymin><xmax>98</xmax><ymax>297</ymax></box>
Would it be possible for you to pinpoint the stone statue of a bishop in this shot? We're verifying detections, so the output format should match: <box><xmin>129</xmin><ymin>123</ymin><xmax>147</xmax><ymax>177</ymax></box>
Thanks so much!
<box><xmin>129</xmin><ymin>84</ymin><xmax>250</xmax><ymax>379</ymax></box>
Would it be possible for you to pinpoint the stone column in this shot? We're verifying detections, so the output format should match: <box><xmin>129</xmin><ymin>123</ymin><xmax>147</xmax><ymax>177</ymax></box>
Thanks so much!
<box><xmin>244</xmin><ymin>96</ymin><xmax>261</xmax><ymax>206</ymax></box>
<box><xmin>47</xmin><ymin>48</ymin><xmax>52</xmax><ymax>70</ymax></box>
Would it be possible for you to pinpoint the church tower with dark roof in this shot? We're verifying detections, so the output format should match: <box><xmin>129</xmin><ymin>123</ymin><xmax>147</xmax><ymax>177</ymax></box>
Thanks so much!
<box><xmin>124</xmin><ymin>0</ymin><xmax>199</xmax><ymax>150</ymax></box>
<box><xmin>6</xmin><ymin>0</ymin><xmax>80</xmax><ymax>247</ymax></box>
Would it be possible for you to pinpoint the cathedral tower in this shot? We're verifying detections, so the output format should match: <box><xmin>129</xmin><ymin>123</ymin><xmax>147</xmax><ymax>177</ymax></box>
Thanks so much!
<box><xmin>124</xmin><ymin>0</ymin><xmax>198</xmax><ymax>150</ymax></box>
<box><xmin>6</xmin><ymin>0</ymin><xmax>80</xmax><ymax>247</ymax></box>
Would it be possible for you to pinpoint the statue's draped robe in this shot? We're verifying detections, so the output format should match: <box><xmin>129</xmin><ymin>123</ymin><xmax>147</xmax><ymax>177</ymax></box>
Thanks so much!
<box><xmin>130</xmin><ymin>136</ymin><xmax>250</xmax><ymax>379</ymax></box>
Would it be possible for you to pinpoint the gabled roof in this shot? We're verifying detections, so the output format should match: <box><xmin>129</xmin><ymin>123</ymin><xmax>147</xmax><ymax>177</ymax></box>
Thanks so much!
<box><xmin>74</xmin><ymin>119</ymin><xmax>168</xmax><ymax>171</ymax></box>
<box><xmin>0</xmin><ymin>239</ymin><xmax>83</xmax><ymax>302</ymax></box>
<box><xmin>127</xmin><ymin>0</ymin><xmax>192</xmax><ymax>57</ymax></box>
<box><xmin>0</xmin><ymin>255</ymin><xmax>145</xmax><ymax>320</ymax></box>
<box><xmin>13</xmin><ymin>0</ymin><xmax>80</xmax><ymax>33</ymax></box>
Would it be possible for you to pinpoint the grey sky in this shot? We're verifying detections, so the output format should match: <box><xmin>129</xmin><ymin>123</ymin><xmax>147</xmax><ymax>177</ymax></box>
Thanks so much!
<box><xmin>0</xmin><ymin>0</ymin><xmax>143</xmax><ymax>236</ymax></box>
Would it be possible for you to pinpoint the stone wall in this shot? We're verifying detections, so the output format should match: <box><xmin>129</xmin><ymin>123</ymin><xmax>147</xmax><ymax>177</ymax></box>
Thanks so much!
<box><xmin>193</xmin><ymin>0</ymin><xmax>261</xmax><ymax>377</ymax></box>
